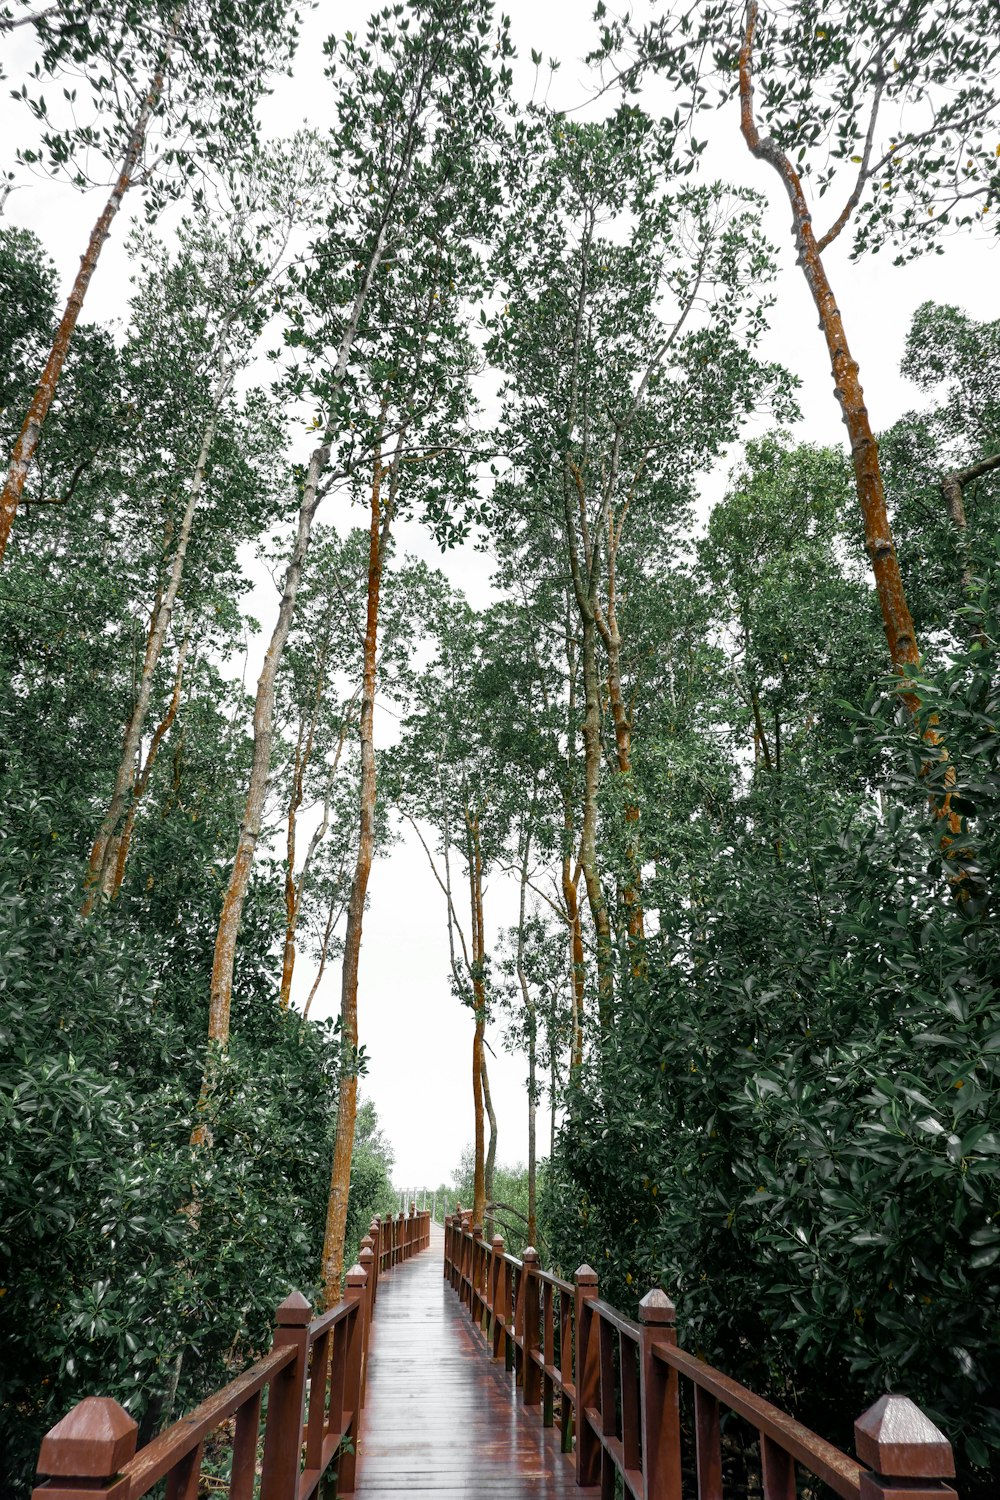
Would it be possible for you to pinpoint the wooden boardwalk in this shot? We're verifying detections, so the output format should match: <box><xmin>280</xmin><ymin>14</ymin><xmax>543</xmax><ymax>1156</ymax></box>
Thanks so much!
<box><xmin>356</xmin><ymin>1222</ymin><xmax>597</xmax><ymax>1499</ymax></box>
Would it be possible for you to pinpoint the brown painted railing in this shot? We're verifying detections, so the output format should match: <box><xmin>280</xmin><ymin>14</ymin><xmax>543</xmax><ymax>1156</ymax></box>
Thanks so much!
<box><xmin>374</xmin><ymin>1202</ymin><xmax>431</xmax><ymax>1285</ymax></box>
<box><xmin>31</xmin><ymin>1208</ymin><xmax>431</xmax><ymax>1500</ymax></box>
<box><xmin>444</xmin><ymin>1211</ymin><xmax>959</xmax><ymax>1500</ymax></box>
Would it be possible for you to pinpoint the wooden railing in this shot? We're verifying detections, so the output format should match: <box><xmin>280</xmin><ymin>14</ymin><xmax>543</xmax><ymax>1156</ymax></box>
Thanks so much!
<box><xmin>373</xmin><ymin>1201</ymin><xmax>431</xmax><ymax>1286</ymax></box>
<box><xmin>31</xmin><ymin>1208</ymin><xmax>431</xmax><ymax>1500</ymax></box>
<box><xmin>444</xmin><ymin>1211</ymin><xmax>960</xmax><ymax>1500</ymax></box>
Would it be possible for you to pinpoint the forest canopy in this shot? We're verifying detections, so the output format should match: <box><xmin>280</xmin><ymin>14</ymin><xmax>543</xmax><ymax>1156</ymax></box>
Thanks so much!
<box><xmin>1</xmin><ymin>0</ymin><xmax>999</xmax><ymax>1495</ymax></box>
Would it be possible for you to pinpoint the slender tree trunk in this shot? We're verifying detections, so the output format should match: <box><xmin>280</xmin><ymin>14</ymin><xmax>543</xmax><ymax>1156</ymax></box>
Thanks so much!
<box><xmin>549</xmin><ymin>985</ymin><xmax>558</xmax><ymax>1159</ymax></box>
<box><xmin>472</xmin><ymin>1017</ymin><xmax>486</xmax><ymax>1228</ymax></box>
<box><xmin>466</xmin><ymin>808</ymin><xmax>488</xmax><ymax>1228</ymax></box>
<box><xmin>320</xmin><ymin>449</ymin><xmax>385</xmax><ymax>1307</ymax></box>
<box><xmin>749</xmin><ymin>682</ymin><xmax>773</xmax><ymax>773</ymax></box>
<box><xmin>942</xmin><ymin>451</ymin><xmax>1000</xmax><ymax>620</ymax></box>
<box><xmin>514</xmin><ymin>822</ymin><xmax>537</xmax><ymax>1247</ymax></box>
<box><xmin>600</xmin><ymin>602</ymin><xmax>645</xmax><ymax>948</ymax></box>
<box><xmin>0</xmin><ymin>3</ymin><xmax>187</xmax><ymax>565</ymax></box>
<box><xmin>578</xmin><ymin>612</ymin><xmax>614</xmax><ymax>1026</ymax></box>
<box><xmin>739</xmin><ymin>6</ymin><xmax>917</xmax><ymax>679</ymax></box>
<box><xmin>197</xmin><ymin>209</ymin><xmax>392</xmax><ymax>1101</ymax></box>
<box><xmin>739</xmin><ymin>3</ymin><xmax>963</xmax><ymax>842</ymax></box>
<box><xmin>301</xmin><ymin>883</ymin><xmax>347</xmax><ymax>1022</ymax></box>
<box><xmin>277</xmin><ymin>633</ymin><xmax>335</xmax><ymax>1011</ymax></box>
<box><xmin>82</xmin><ymin>354</ymin><xmax>232</xmax><ymax>913</ymax></box>
<box><xmin>481</xmin><ymin>1048</ymin><xmax>497</xmax><ymax>1240</ymax></box>
<box><xmin>203</xmin><ymin>443</ymin><xmax>329</xmax><ymax>1074</ymax></box>
<box><xmin>280</xmin><ymin>709</ymin><xmax>353</xmax><ymax>1012</ymax></box>
<box><xmin>108</xmin><ymin>632</ymin><xmax>190</xmax><ymax>899</ymax></box>
<box><xmin>561</xmin><ymin>634</ymin><xmax>585</xmax><ymax>1069</ymax></box>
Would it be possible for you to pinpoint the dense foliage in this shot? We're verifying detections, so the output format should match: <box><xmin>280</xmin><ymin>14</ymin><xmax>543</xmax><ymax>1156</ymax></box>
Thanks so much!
<box><xmin>2</xmin><ymin>1</ymin><xmax>999</xmax><ymax>1496</ymax></box>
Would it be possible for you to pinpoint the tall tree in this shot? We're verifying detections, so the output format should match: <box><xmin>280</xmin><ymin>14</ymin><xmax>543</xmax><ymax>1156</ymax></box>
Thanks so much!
<box><xmin>82</xmin><ymin>145</ymin><xmax>318</xmax><ymax>909</ymax></box>
<box><xmin>490</xmin><ymin>107</ymin><xmax>790</xmax><ymax>1031</ymax></box>
<box><xmin>602</xmin><ymin>0</ymin><xmax>1000</xmax><ymax>694</ymax></box>
<box><xmin>0</xmin><ymin>0</ymin><xmax>299</xmax><ymax>563</ymax></box>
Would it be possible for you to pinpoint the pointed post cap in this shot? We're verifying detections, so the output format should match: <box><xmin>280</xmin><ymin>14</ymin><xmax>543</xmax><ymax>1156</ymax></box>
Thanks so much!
<box><xmin>638</xmin><ymin>1288</ymin><xmax>676</xmax><ymax>1325</ymax></box>
<box><xmin>855</xmin><ymin>1395</ymin><xmax>955</xmax><ymax>1479</ymax></box>
<box><xmin>472</xmin><ymin>1223</ymin><xmax>483</xmax><ymax>1240</ymax></box>
<box><xmin>409</xmin><ymin>1201</ymin><xmax>416</xmax><ymax>1215</ymax></box>
<box><xmin>276</xmin><ymin>1290</ymin><xmax>312</xmax><ymax>1326</ymax></box>
<box><xmin>522</xmin><ymin>1245</ymin><xmax>540</xmax><ymax>1264</ymax></box>
<box><xmin>360</xmin><ymin>1234</ymin><xmax>374</xmax><ymax>1251</ymax></box>
<box><xmin>575</xmin><ymin>1263</ymin><xmax>598</xmax><ymax>1287</ymax></box>
<box><xmin>492</xmin><ymin>1235</ymin><xmax>505</xmax><ymax>1250</ymax></box>
<box><xmin>359</xmin><ymin>1244</ymin><xmax>374</xmax><ymax>1265</ymax></box>
<box><xmin>346</xmin><ymin>1263</ymin><xmax>368</xmax><ymax>1288</ymax></box>
<box><xmin>38</xmin><ymin>1397</ymin><xmax>138</xmax><ymax>1479</ymax></box>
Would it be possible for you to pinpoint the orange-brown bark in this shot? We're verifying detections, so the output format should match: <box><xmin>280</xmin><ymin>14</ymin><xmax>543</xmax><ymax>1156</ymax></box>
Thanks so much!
<box><xmin>321</xmin><ymin>448</ymin><xmax>385</xmax><ymax>1307</ymax></box>
<box><xmin>278</xmin><ymin>633</ymin><xmax>332</xmax><ymax>1012</ymax></box>
<box><xmin>596</xmin><ymin>508</ymin><xmax>645</xmax><ymax>949</ymax></box>
<box><xmin>739</xmin><ymin>3</ymin><xmax>960</xmax><ymax>839</ymax></box>
<box><xmin>82</xmin><ymin>363</ymin><xmax>230</xmax><ymax>914</ymax></box>
<box><xmin>108</xmin><ymin>633</ymin><xmax>190</xmax><ymax>900</ymax></box>
<box><xmin>739</xmin><ymin>6</ymin><xmax>917</xmax><ymax>676</ymax></box>
<box><xmin>466</xmin><ymin>807</ymin><xmax>488</xmax><ymax>1227</ymax></box>
<box><xmin>0</xmin><ymin>6</ymin><xmax>185</xmax><ymax>564</ymax></box>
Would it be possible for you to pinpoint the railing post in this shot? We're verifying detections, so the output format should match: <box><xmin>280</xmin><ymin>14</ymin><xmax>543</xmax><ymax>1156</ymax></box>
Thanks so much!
<box><xmin>337</xmin><ymin>1264</ymin><xmax>369</xmax><ymax>1494</ymax></box>
<box><xmin>359</xmin><ymin>1241</ymin><xmax>376</xmax><ymax>1406</ymax></box>
<box><xmin>472</xmin><ymin>1223</ymin><xmax>484</xmax><ymax>1328</ymax></box>
<box><xmin>464</xmin><ymin>1212</ymin><xmax>476</xmax><ymax>1308</ymax></box>
<box><xmin>32</xmin><ymin>1396</ymin><xmax>138</xmax><ymax>1500</ymax></box>
<box><xmin>260</xmin><ymin>1290</ymin><xmax>311</xmax><ymax>1500</ymax></box>
<box><xmin>521</xmin><ymin>1247</ymin><xmax>541</xmax><ymax>1406</ymax></box>
<box><xmin>490</xmin><ymin>1236</ymin><xmax>505</xmax><ymax>1358</ymax></box>
<box><xmin>638</xmin><ymin>1289</ymin><xmax>682</xmax><ymax>1500</ymax></box>
<box><xmin>368</xmin><ymin>1219</ymin><xmax>381</xmax><ymax>1304</ymax></box>
<box><xmin>574</xmin><ymin>1264</ymin><xmax>600</xmax><ymax>1487</ymax></box>
<box><xmin>855</xmin><ymin>1395</ymin><xmax>958</xmax><ymax>1500</ymax></box>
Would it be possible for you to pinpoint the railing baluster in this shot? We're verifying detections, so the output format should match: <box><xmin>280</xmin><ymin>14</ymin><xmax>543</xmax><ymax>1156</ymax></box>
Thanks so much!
<box><xmin>472</xmin><ymin>1223</ymin><xmax>484</xmax><ymax>1327</ymax></box>
<box><xmin>327</xmin><ymin>1314</ymin><xmax>348</xmax><ymax>1454</ymax></box>
<box><xmin>165</xmin><ymin>1442</ymin><xmax>203</xmax><ymax>1500</ymax></box>
<box><xmin>335</xmin><ymin>1264</ymin><xmax>368</xmax><ymax>1494</ymax></box>
<box><xmin>305</xmin><ymin>1328</ymin><xmax>332</xmax><ymax>1475</ymax></box>
<box><xmin>490</xmin><ymin>1236</ymin><xmax>505</xmax><ymax>1358</ymax></box>
<box><xmin>559</xmin><ymin>1284</ymin><xmax>573</xmax><ymax>1453</ymax></box>
<box><xmin>761</xmin><ymin>1433</ymin><xmax>797</xmax><ymax>1500</ymax></box>
<box><xmin>598</xmin><ymin>1316</ymin><xmax>617</xmax><ymax>1500</ymax></box>
<box><xmin>522</xmin><ymin>1247</ymin><xmax>541</xmax><ymax>1407</ymax></box>
<box><xmin>359</xmin><ymin>1241</ymin><xmax>375</xmax><ymax>1406</ymax></box>
<box><xmin>574</xmin><ymin>1264</ymin><xmax>600</xmax><ymax>1487</ymax></box>
<box><xmin>694</xmin><ymin>1386</ymin><xmax>723</xmax><ymax>1500</ymax></box>
<box><xmin>230</xmin><ymin>1390</ymin><xmax>262</xmax><ymax>1500</ymax></box>
<box><xmin>542</xmin><ymin>1279</ymin><xmax>555</xmax><ymax>1427</ymax></box>
<box><xmin>620</xmin><ymin>1331</ymin><xmax>641</xmax><ymax>1483</ymax></box>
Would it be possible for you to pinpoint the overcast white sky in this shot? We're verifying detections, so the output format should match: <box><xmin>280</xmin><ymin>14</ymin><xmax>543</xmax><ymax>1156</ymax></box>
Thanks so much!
<box><xmin>3</xmin><ymin>2</ymin><xmax>997</xmax><ymax>1194</ymax></box>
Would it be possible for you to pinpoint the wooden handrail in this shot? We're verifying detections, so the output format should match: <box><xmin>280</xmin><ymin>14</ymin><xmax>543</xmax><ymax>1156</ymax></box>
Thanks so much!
<box><xmin>32</xmin><ymin>1209</ymin><xmax>432</xmax><ymax>1500</ymax></box>
<box><xmin>442</xmin><ymin>1213</ymin><xmax>960</xmax><ymax>1500</ymax></box>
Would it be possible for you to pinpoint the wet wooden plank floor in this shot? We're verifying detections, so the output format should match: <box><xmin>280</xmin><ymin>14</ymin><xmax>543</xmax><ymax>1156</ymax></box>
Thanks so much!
<box><xmin>355</xmin><ymin>1223</ymin><xmax>596</xmax><ymax>1499</ymax></box>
